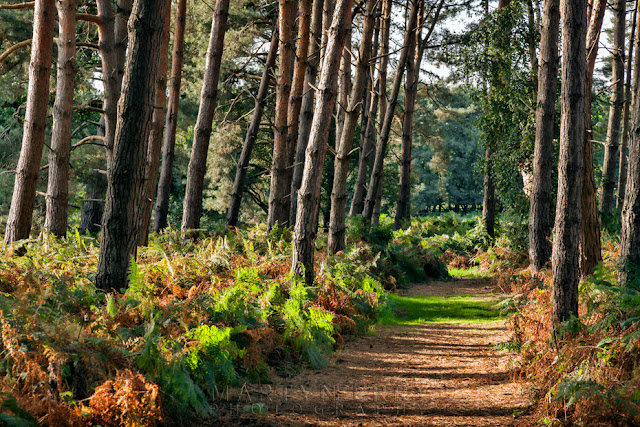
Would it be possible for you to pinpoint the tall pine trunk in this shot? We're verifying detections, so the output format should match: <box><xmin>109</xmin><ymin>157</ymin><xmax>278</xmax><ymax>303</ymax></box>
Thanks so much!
<box><xmin>362</xmin><ymin>0</ymin><xmax>419</xmax><ymax>225</ymax></box>
<box><xmin>350</xmin><ymin>6</ymin><xmax>382</xmax><ymax>217</ymax></box>
<box><xmin>292</xmin><ymin>0</ymin><xmax>352</xmax><ymax>284</ymax></box>
<box><xmin>181</xmin><ymin>0</ymin><xmax>230</xmax><ymax>233</ymax></box>
<box><xmin>4</xmin><ymin>0</ymin><xmax>55</xmax><ymax>244</ymax></box>
<box><xmin>267</xmin><ymin>0</ymin><xmax>298</xmax><ymax>229</ymax></box>
<box><xmin>96</xmin><ymin>0</ymin><xmax>168</xmax><ymax>291</ymax></box>
<box><xmin>394</xmin><ymin>0</ymin><xmax>443</xmax><ymax>230</ymax></box>
<box><xmin>528</xmin><ymin>0</ymin><xmax>560</xmax><ymax>272</ymax></box>
<box><xmin>227</xmin><ymin>30</ymin><xmax>279</xmax><ymax>227</ymax></box>
<box><xmin>619</xmin><ymin>9</ymin><xmax>640</xmax><ymax>287</ymax></box>
<box><xmin>45</xmin><ymin>0</ymin><xmax>76</xmax><ymax>238</ymax></box>
<box><xmin>552</xmin><ymin>0</ymin><xmax>586</xmax><ymax>324</ymax></box>
<box><xmin>618</xmin><ymin>1</ymin><xmax>639</xmax><ymax>210</ymax></box>
<box><xmin>154</xmin><ymin>0</ymin><xmax>187</xmax><ymax>232</ymax></box>
<box><xmin>580</xmin><ymin>0</ymin><xmax>605</xmax><ymax>276</ymax></box>
<box><xmin>327</xmin><ymin>0</ymin><xmax>376</xmax><ymax>254</ymax></box>
<box><xmin>79</xmin><ymin>0</ymin><xmax>130</xmax><ymax>234</ymax></box>
<box><xmin>290</xmin><ymin>0</ymin><xmax>326</xmax><ymax>225</ymax></box>
<box><xmin>137</xmin><ymin>3</ymin><xmax>171</xmax><ymax>246</ymax></box>
<box><xmin>599</xmin><ymin>0</ymin><xmax>626</xmax><ymax>216</ymax></box>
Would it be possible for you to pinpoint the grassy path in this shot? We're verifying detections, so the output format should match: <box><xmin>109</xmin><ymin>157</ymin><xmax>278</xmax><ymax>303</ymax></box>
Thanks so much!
<box><xmin>213</xmin><ymin>278</ymin><xmax>531</xmax><ymax>426</ymax></box>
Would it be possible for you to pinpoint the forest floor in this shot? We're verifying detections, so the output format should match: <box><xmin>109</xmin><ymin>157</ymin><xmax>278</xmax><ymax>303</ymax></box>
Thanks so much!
<box><xmin>211</xmin><ymin>278</ymin><xmax>534</xmax><ymax>426</ymax></box>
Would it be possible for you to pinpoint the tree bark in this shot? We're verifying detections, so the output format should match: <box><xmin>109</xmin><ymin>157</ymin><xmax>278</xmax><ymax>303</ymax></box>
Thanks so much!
<box><xmin>362</xmin><ymin>0</ymin><xmax>419</xmax><ymax>225</ymax></box>
<box><xmin>181</xmin><ymin>0</ymin><xmax>230</xmax><ymax>233</ymax></box>
<box><xmin>290</xmin><ymin>0</ymin><xmax>326</xmax><ymax>225</ymax></box>
<box><xmin>79</xmin><ymin>0</ymin><xmax>130</xmax><ymax>233</ymax></box>
<box><xmin>528</xmin><ymin>0</ymin><xmax>560</xmax><ymax>272</ymax></box>
<box><xmin>267</xmin><ymin>0</ymin><xmax>299</xmax><ymax>230</ymax></box>
<box><xmin>136</xmin><ymin>2</ymin><xmax>171</xmax><ymax>246</ymax></box>
<box><xmin>45</xmin><ymin>0</ymin><xmax>76</xmax><ymax>238</ymax></box>
<box><xmin>599</xmin><ymin>0</ymin><xmax>626</xmax><ymax>216</ymax></box>
<box><xmin>350</xmin><ymin>5</ymin><xmax>381</xmax><ymax>217</ymax></box>
<box><xmin>619</xmin><ymin>11</ymin><xmax>640</xmax><ymax>287</ymax></box>
<box><xmin>4</xmin><ymin>0</ymin><xmax>55</xmax><ymax>244</ymax></box>
<box><xmin>394</xmin><ymin>0</ymin><xmax>443</xmax><ymax>230</ymax></box>
<box><xmin>96</xmin><ymin>0</ymin><xmax>168</xmax><ymax>292</ymax></box>
<box><xmin>580</xmin><ymin>0</ymin><xmax>605</xmax><ymax>276</ymax></box>
<box><xmin>618</xmin><ymin>1</ymin><xmax>639</xmax><ymax>210</ymax></box>
<box><xmin>226</xmin><ymin>30</ymin><xmax>279</xmax><ymax>227</ymax></box>
<box><xmin>154</xmin><ymin>0</ymin><xmax>187</xmax><ymax>232</ymax></box>
<box><xmin>369</xmin><ymin>0</ymin><xmax>392</xmax><ymax>225</ymax></box>
<box><xmin>328</xmin><ymin>0</ymin><xmax>376</xmax><ymax>253</ymax></box>
<box><xmin>552</xmin><ymin>0</ymin><xmax>586</xmax><ymax>325</ymax></box>
<box><xmin>292</xmin><ymin>0</ymin><xmax>352</xmax><ymax>284</ymax></box>
<box><xmin>335</xmin><ymin>26</ymin><xmax>352</xmax><ymax>160</ymax></box>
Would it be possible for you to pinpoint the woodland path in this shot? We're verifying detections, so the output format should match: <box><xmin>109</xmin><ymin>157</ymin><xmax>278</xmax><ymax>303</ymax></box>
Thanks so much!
<box><xmin>214</xmin><ymin>279</ymin><xmax>532</xmax><ymax>426</ymax></box>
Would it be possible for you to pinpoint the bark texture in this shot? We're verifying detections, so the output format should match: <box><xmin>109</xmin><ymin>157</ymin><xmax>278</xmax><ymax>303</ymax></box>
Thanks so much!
<box><xmin>292</xmin><ymin>0</ymin><xmax>352</xmax><ymax>284</ymax></box>
<box><xmin>552</xmin><ymin>0</ymin><xmax>586</xmax><ymax>324</ymax></box>
<box><xmin>181</xmin><ymin>0</ymin><xmax>230</xmax><ymax>233</ymax></box>
<box><xmin>4</xmin><ymin>0</ymin><xmax>55</xmax><ymax>244</ymax></box>
<box><xmin>619</xmin><ymin>3</ymin><xmax>640</xmax><ymax>288</ymax></box>
<box><xmin>528</xmin><ymin>0</ymin><xmax>560</xmax><ymax>272</ymax></box>
<box><xmin>137</xmin><ymin>2</ymin><xmax>171</xmax><ymax>246</ymax></box>
<box><xmin>290</xmin><ymin>0</ymin><xmax>326</xmax><ymax>225</ymax></box>
<box><xmin>327</xmin><ymin>0</ymin><xmax>376</xmax><ymax>254</ymax></box>
<box><xmin>618</xmin><ymin>1</ymin><xmax>640</xmax><ymax>210</ymax></box>
<box><xmin>599</xmin><ymin>0</ymin><xmax>626</xmax><ymax>216</ymax></box>
<box><xmin>580</xmin><ymin>0</ymin><xmax>605</xmax><ymax>276</ymax></box>
<box><xmin>96</xmin><ymin>0</ymin><xmax>168</xmax><ymax>291</ymax></box>
<box><xmin>154</xmin><ymin>0</ymin><xmax>187</xmax><ymax>232</ymax></box>
<box><xmin>267</xmin><ymin>0</ymin><xmax>299</xmax><ymax>229</ymax></box>
<box><xmin>362</xmin><ymin>0</ymin><xmax>419</xmax><ymax>224</ymax></box>
<box><xmin>350</xmin><ymin>5</ymin><xmax>382</xmax><ymax>217</ymax></box>
<box><xmin>226</xmin><ymin>31</ymin><xmax>279</xmax><ymax>227</ymax></box>
<box><xmin>45</xmin><ymin>0</ymin><xmax>76</xmax><ymax>238</ymax></box>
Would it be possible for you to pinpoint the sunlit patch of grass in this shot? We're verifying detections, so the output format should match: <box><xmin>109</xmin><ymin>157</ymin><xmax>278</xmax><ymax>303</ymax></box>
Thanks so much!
<box><xmin>447</xmin><ymin>266</ymin><xmax>493</xmax><ymax>279</ymax></box>
<box><xmin>379</xmin><ymin>293</ymin><xmax>504</xmax><ymax>325</ymax></box>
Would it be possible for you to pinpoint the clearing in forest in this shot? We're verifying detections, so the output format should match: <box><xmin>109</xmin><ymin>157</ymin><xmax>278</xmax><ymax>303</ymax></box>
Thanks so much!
<box><xmin>213</xmin><ymin>278</ymin><xmax>532</xmax><ymax>426</ymax></box>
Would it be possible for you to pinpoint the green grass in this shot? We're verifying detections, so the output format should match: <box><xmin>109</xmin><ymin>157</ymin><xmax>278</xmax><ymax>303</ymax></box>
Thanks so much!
<box><xmin>447</xmin><ymin>266</ymin><xmax>493</xmax><ymax>279</ymax></box>
<box><xmin>379</xmin><ymin>293</ymin><xmax>504</xmax><ymax>325</ymax></box>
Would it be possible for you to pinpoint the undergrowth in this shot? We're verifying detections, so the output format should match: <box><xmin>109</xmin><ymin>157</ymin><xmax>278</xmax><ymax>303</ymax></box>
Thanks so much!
<box><xmin>503</xmin><ymin>243</ymin><xmax>640</xmax><ymax>426</ymax></box>
<box><xmin>0</xmin><ymin>218</ymin><xmax>448</xmax><ymax>425</ymax></box>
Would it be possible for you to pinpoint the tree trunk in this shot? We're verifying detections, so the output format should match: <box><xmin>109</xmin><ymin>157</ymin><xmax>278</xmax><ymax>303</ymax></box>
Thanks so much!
<box><xmin>552</xmin><ymin>0</ymin><xmax>586</xmax><ymax>325</ymax></box>
<box><xmin>349</xmin><ymin>1</ymin><xmax>381</xmax><ymax>217</ymax></box>
<box><xmin>528</xmin><ymin>0</ymin><xmax>560</xmax><ymax>272</ymax></box>
<box><xmin>181</xmin><ymin>0</ymin><xmax>230</xmax><ymax>233</ymax></box>
<box><xmin>599</xmin><ymin>0</ymin><xmax>626</xmax><ymax>216</ymax></box>
<box><xmin>362</xmin><ymin>0</ymin><xmax>419</xmax><ymax>225</ymax></box>
<box><xmin>96</xmin><ymin>0</ymin><xmax>168</xmax><ymax>292</ymax></box>
<box><xmin>226</xmin><ymin>30</ymin><xmax>279</xmax><ymax>227</ymax></box>
<box><xmin>580</xmin><ymin>0</ymin><xmax>605</xmax><ymax>276</ymax></box>
<box><xmin>136</xmin><ymin>3</ymin><xmax>171</xmax><ymax>246</ymax></box>
<box><xmin>618</xmin><ymin>1</ymin><xmax>639</xmax><ymax>210</ymax></box>
<box><xmin>45</xmin><ymin>0</ymin><xmax>76</xmax><ymax>238</ymax></box>
<box><xmin>267</xmin><ymin>0</ymin><xmax>298</xmax><ymax>230</ymax></box>
<box><xmin>394</xmin><ymin>37</ymin><xmax>417</xmax><ymax>231</ymax></box>
<box><xmin>335</xmin><ymin>27</ymin><xmax>351</xmax><ymax>158</ymax></box>
<box><xmin>619</xmin><ymin>13</ymin><xmax>640</xmax><ymax>287</ymax></box>
<box><xmin>394</xmin><ymin>0</ymin><xmax>443</xmax><ymax>230</ymax></box>
<box><xmin>154</xmin><ymin>0</ymin><xmax>187</xmax><ymax>232</ymax></box>
<box><xmin>4</xmin><ymin>0</ymin><xmax>55</xmax><ymax>245</ymax></box>
<box><xmin>327</xmin><ymin>0</ymin><xmax>376</xmax><ymax>254</ymax></box>
<box><xmin>290</xmin><ymin>0</ymin><xmax>326</xmax><ymax>225</ymax></box>
<box><xmin>282</xmin><ymin>0</ymin><xmax>311</xmax><ymax>226</ymax></box>
<box><xmin>292</xmin><ymin>0</ymin><xmax>352</xmax><ymax>284</ymax></box>
<box><xmin>79</xmin><ymin>0</ymin><xmax>130</xmax><ymax>233</ymax></box>
<box><xmin>369</xmin><ymin>0</ymin><xmax>392</xmax><ymax>225</ymax></box>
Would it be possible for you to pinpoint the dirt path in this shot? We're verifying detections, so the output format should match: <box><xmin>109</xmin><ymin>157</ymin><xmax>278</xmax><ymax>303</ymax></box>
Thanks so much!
<box><xmin>215</xmin><ymin>279</ymin><xmax>531</xmax><ymax>426</ymax></box>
